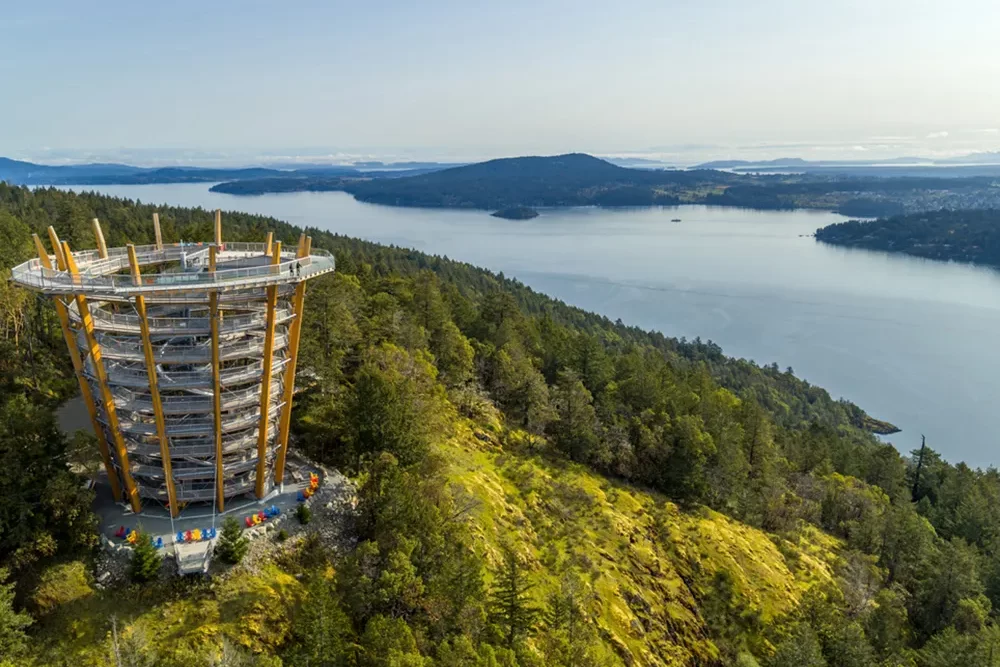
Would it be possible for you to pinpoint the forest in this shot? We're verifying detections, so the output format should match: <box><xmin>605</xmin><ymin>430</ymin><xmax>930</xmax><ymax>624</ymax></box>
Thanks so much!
<box><xmin>2</xmin><ymin>184</ymin><xmax>1000</xmax><ymax>665</ymax></box>
<box><xmin>816</xmin><ymin>208</ymin><xmax>1000</xmax><ymax>268</ymax></box>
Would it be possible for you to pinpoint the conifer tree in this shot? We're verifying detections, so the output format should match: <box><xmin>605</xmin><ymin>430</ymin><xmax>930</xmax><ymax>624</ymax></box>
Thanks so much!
<box><xmin>216</xmin><ymin>516</ymin><xmax>249</xmax><ymax>565</ymax></box>
<box><xmin>0</xmin><ymin>568</ymin><xmax>31</xmax><ymax>659</ymax></box>
<box><xmin>129</xmin><ymin>531</ymin><xmax>161</xmax><ymax>583</ymax></box>
<box><xmin>489</xmin><ymin>546</ymin><xmax>538</xmax><ymax>648</ymax></box>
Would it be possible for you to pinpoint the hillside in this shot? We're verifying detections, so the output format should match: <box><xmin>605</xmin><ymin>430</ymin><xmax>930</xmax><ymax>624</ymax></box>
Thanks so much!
<box><xmin>213</xmin><ymin>153</ymin><xmax>739</xmax><ymax>206</ymax></box>
<box><xmin>3</xmin><ymin>185</ymin><xmax>1000</xmax><ymax>665</ymax></box>
<box><xmin>0</xmin><ymin>157</ymin><xmax>382</xmax><ymax>186</ymax></box>
<box><xmin>24</xmin><ymin>423</ymin><xmax>842</xmax><ymax>667</ymax></box>
<box><xmin>816</xmin><ymin>208</ymin><xmax>1000</xmax><ymax>267</ymax></box>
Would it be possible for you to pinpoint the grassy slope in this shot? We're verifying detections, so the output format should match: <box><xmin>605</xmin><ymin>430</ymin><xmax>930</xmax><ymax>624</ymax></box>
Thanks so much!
<box><xmin>29</xmin><ymin>564</ymin><xmax>305</xmax><ymax>665</ymax></box>
<box><xmin>28</xmin><ymin>416</ymin><xmax>842</xmax><ymax>667</ymax></box>
<box><xmin>443</xmin><ymin>416</ymin><xmax>841</xmax><ymax>666</ymax></box>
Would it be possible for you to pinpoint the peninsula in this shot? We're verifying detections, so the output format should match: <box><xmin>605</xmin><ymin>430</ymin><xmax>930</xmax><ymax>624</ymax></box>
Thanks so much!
<box><xmin>815</xmin><ymin>208</ymin><xmax>1000</xmax><ymax>268</ymax></box>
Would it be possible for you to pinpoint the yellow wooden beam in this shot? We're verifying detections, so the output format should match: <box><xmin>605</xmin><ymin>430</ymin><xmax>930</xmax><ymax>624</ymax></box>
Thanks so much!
<box><xmin>34</xmin><ymin>234</ymin><xmax>122</xmax><ymax>500</ymax></box>
<box><xmin>127</xmin><ymin>245</ymin><xmax>179</xmax><ymax>517</ymax></box>
<box><xmin>255</xmin><ymin>240</ymin><xmax>282</xmax><ymax>498</ymax></box>
<box><xmin>214</xmin><ymin>209</ymin><xmax>222</xmax><ymax>247</ymax></box>
<box><xmin>153</xmin><ymin>213</ymin><xmax>163</xmax><ymax>251</ymax></box>
<box><xmin>209</xmin><ymin>246</ymin><xmax>224</xmax><ymax>511</ymax></box>
<box><xmin>63</xmin><ymin>241</ymin><xmax>141</xmax><ymax>513</ymax></box>
<box><xmin>264</xmin><ymin>231</ymin><xmax>273</xmax><ymax>257</ymax></box>
<box><xmin>46</xmin><ymin>226</ymin><xmax>66</xmax><ymax>269</ymax></box>
<box><xmin>274</xmin><ymin>236</ymin><xmax>311</xmax><ymax>484</ymax></box>
<box><xmin>91</xmin><ymin>218</ymin><xmax>109</xmax><ymax>259</ymax></box>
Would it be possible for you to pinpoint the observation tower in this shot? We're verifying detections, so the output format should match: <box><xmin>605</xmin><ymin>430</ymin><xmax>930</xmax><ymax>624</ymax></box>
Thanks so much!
<box><xmin>11</xmin><ymin>212</ymin><xmax>335</xmax><ymax>517</ymax></box>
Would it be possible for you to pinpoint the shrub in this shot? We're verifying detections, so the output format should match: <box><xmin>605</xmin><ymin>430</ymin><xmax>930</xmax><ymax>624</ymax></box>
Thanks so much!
<box><xmin>129</xmin><ymin>531</ymin><xmax>162</xmax><ymax>583</ymax></box>
<box><xmin>296</xmin><ymin>504</ymin><xmax>312</xmax><ymax>525</ymax></box>
<box><xmin>31</xmin><ymin>561</ymin><xmax>93</xmax><ymax>614</ymax></box>
<box><xmin>216</xmin><ymin>516</ymin><xmax>250</xmax><ymax>565</ymax></box>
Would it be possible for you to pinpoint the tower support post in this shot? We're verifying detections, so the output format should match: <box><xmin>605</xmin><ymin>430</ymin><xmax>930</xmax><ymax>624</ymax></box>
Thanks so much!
<box><xmin>153</xmin><ymin>213</ymin><xmax>163</xmax><ymax>250</ymax></box>
<box><xmin>275</xmin><ymin>234</ymin><xmax>311</xmax><ymax>484</ymax></box>
<box><xmin>34</xmin><ymin>233</ymin><xmax>122</xmax><ymax>500</ymax></box>
<box><xmin>209</xmin><ymin>246</ymin><xmax>225</xmax><ymax>511</ymax></box>
<box><xmin>92</xmin><ymin>219</ymin><xmax>109</xmax><ymax>259</ymax></box>
<box><xmin>62</xmin><ymin>240</ymin><xmax>141</xmax><ymax>513</ymax></box>
<box><xmin>255</xmin><ymin>241</ymin><xmax>282</xmax><ymax>498</ymax></box>
<box><xmin>127</xmin><ymin>245</ymin><xmax>179</xmax><ymax>517</ymax></box>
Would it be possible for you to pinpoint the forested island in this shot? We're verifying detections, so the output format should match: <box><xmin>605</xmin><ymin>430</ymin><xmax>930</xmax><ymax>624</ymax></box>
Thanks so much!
<box><xmin>816</xmin><ymin>208</ymin><xmax>1000</xmax><ymax>268</ymax></box>
<box><xmin>491</xmin><ymin>206</ymin><xmax>539</xmax><ymax>220</ymax></box>
<box><xmin>210</xmin><ymin>153</ymin><xmax>1000</xmax><ymax>217</ymax></box>
<box><xmin>4</xmin><ymin>184</ymin><xmax>1000</xmax><ymax>665</ymax></box>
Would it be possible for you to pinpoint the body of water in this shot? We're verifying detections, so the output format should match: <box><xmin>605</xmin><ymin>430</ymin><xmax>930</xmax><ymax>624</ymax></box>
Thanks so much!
<box><xmin>66</xmin><ymin>184</ymin><xmax>1000</xmax><ymax>467</ymax></box>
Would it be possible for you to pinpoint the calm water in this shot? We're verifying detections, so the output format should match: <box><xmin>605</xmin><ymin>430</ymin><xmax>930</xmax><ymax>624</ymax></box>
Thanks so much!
<box><xmin>66</xmin><ymin>184</ymin><xmax>1000</xmax><ymax>467</ymax></box>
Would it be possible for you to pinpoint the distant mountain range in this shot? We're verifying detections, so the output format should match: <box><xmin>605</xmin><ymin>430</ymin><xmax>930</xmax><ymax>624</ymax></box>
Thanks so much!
<box><xmin>696</xmin><ymin>153</ymin><xmax>1000</xmax><ymax>177</ymax></box>
<box><xmin>0</xmin><ymin>157</ymin><xmax>455</xmax><ymax>186</ymax></box>
<box><xmin>9</xmin><ymin>151</ymin><xmax>1000</xmax><ymax>216</ymax></box>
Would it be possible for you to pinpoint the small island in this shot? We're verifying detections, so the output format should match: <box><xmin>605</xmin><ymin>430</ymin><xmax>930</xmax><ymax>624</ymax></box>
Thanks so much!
<box><xmin>491</xmin><ymin>206</ymin><xmax>539</xmax><ymax>220</ymax></box>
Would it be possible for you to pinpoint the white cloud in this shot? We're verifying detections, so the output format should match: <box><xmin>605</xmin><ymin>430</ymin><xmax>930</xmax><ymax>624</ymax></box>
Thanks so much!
<box><xmin>926</xmin><ymin>131</ymin><xmax>950</xmax><ymax>139</ymax></box>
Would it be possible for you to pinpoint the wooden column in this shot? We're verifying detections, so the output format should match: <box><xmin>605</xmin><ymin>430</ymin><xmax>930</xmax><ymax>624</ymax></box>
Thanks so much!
<box><xmin>274</xmin><ymin>234</ymin><xmax>310</xmax><ymax>484</ymax></box>
<box><xmin>264</xmin><ymin>232</ymin><xmax>273</xmax><ymax>257</ymax></box>
<box><xmin>127</xmin><ymin>245</ymin><xmax>179</xmax><ymax>517</ymax></box>
<box><xmin>34</xmin><ymin>233</ymin><xmax>121</xmax><ymax>500</ymax></box>
<box><xmin>254</xmin><ymin>241</ymin><xmax>282</xmax><ymax>498</ymax></box>
<box><xmin>91</xmin><ymin>219</ymin><xmax>108</xmax><ymax>259</ymax></box>
<box><xmin>62</xmin><ymin>240</ymin><xmax>141</xmax><ymax>513</ymax></box>
<box><xmin>209</xmin><ymin>246</ymin><xmax>224</xmax><ymax>511</ymax></box>
<box><xmin>153</xmin><ymin>213</ymin><xmax>163</xmax><ymax>251</ymax></box>
<box><xmin>214</xmin><ymin>210</ymin><xmax>222</xmax><ymax>247</ymax></box>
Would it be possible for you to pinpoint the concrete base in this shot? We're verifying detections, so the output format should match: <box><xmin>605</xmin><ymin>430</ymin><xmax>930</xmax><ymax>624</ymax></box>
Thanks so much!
<box><xmin>93</xmin><ymin>459</ymin><xmax>320</xmax><ymax>556</ymax></box>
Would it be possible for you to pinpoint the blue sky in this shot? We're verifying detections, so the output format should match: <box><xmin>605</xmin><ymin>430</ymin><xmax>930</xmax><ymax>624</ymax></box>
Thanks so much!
<box><xmin>4</xmin><ymin>0</ymin><xmax>1000</xmax><ymax>165</ymax></box>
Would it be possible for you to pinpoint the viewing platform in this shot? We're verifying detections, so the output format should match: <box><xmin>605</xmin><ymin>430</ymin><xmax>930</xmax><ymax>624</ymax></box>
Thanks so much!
<box><xmin>11</xmin><ymin>241</ymin><xmax>334</xmax><ymax>299</ymax></box>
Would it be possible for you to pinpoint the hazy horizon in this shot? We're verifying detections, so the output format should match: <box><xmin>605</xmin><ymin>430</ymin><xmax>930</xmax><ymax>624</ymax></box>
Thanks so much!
<box><xmin>6</xmin><ymin>1</ymin><xmax>1000</xmax><ymax>165</ymax></box>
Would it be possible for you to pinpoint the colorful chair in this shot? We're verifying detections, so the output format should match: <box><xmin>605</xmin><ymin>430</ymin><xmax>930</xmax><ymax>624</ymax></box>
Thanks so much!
<box><xmin>115</xmin><ymin>526</ymin><xmax>126</xmax><ymax>539</ymax></box>
<box><xmin>192</xmin><ymin>528</ymin><xmax>202</xmax><ymax>541</ymax></box>
<box><xmin>155</xmin><ymin>537</ymin><xmax>164</xmax><ymax>549</ymax></box>
<box><xmin>176</xmin><ymin>531</ymin><xmax>184</xmax><ymax>543</ymax></box>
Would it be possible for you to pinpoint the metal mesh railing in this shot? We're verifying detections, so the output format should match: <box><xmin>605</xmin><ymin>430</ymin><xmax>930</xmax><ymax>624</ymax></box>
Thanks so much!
<box><xmin>116</xmin><ymin>402</ymin><xmax>283</xmax><ymax>437</ymax></box>
<box><xmin>11</xmin><ymin>243</ymin><xmax>334</xmax><ymax>295</ymax></box>
<box><xmin>113</xmin><ymin>381</ymin><xmax>283</xmax><ymax>415</ymax></box>
<box><xmin>85</xmin><ymin>331</ymin><xmax>290</xmax><ymax>363</ymax></box>
<box><xmin>99</xmin><ymin>358</ymin><xmax>287</xmax><ymax>389</ymax></box>
<box><xmin>72</xmin><ymin>305</ymin><xmax>294</xmax><ymax>334</ymax></box>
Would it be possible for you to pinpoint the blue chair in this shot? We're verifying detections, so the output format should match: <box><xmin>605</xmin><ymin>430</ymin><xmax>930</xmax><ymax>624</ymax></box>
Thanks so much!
<box><xmin>155</xmin><ymin>537</ymin><xmax>164</xmax><ymax>549</ymax></box>
<box><xmin>176</xmin><ymin>531</ymin><xmax>184</xmax><ymax>543</ymax></box>
<box><xmin>297</xmin><ymin>491</ymin><xmax>306</xmax><ymax>502</ymax></box>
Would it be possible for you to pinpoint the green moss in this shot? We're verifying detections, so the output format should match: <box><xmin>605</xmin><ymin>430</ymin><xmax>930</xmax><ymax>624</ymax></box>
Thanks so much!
<box><xmin>441</xmin><ymin>424</ymin><xmax>842</xmax><ymax>666</ymax></box>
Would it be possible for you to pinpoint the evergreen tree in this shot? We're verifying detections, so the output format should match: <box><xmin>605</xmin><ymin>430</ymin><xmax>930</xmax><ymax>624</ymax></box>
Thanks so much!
<box><xmin>0</xmin><ymin>567</ymin><xmax>31</xmax><ymax>659</ymax></box>
<box><xmin>285</xmin><ymin>576</ymin><xmax>353</xmax><ymax>666</ymax></box>
<box><xmin>129</xmin><ymin>530</ymin><xmax>161</xmax><ymax>583</ymax></box>
<box><xmin>548</xmin><ymin>370</ymin><xmax>599</xmax><ymax>462</ymax></box>
<box><xmin>216</xmin><ymin>516</ymin><xmax>249</xmax><ymax>565</ymax></box>
<box><xmin>768</xmin><ymin>623</ymin><xmax>825</xmax><ymax>667</ymax></box>
<box><xmin>489</xmin><ymin>546</ymin><xmax>538</xmax><ymax>648</ymax></box>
